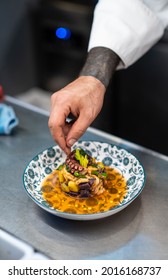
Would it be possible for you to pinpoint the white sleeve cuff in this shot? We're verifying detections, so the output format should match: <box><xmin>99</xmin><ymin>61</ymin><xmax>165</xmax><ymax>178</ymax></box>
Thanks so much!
<box><xmin>88</xmin><ymin>0</ymin><xmax>165</xmax><ymax>69</ymax></box>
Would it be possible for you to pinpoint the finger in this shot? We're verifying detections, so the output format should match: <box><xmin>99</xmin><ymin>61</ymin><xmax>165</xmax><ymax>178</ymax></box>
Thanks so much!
<box><xmin>48</xmin><ymin>114</ymin><xmax>71</xmax><ymax>155</ymax></box>
<box><xmin>66</xmin><ymin>114</ymin><xmax>92</xmax><ymax>147</ymax></box>
<box><xmin>50</xmin><ymin>124</ymin><xmax>71</xmax><ymax>155</ymax></box>
<box><xmin>63</xmin><ymin>119</ymin><xmax>76</xmax><ymax>137</ymax></box>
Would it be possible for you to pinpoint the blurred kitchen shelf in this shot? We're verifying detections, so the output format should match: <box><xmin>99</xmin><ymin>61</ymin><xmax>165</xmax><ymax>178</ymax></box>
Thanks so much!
<box><xmin>15</xmin><ymin>87</ymin><xmax>51</xmax><ymax>111</ymax></box>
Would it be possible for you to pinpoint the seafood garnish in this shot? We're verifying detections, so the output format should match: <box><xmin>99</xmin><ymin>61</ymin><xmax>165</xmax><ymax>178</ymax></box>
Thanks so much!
<box><xmin>57</xmin><ymin>148</ymin><xmax>107</xmax><ymax>198</ymax></box>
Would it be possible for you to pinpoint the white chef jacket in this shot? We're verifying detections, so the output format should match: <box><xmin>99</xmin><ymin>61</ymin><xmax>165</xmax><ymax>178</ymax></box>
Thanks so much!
<box><xmin>88</xmin><ymin>0</ymin><xmax>168</xmax><ymax>69</ymax></box>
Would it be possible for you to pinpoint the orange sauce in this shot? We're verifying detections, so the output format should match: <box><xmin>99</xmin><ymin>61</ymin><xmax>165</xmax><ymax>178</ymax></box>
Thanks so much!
<box><xmin>41</xmin><ymin>167</ymin><xmax>127</xmax><ymax>214</ymax></box>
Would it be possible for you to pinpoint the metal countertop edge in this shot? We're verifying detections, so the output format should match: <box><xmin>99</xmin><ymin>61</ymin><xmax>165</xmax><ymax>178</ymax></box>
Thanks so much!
<box><xmin>6</xmin><ymin>95</ymin><xmax>168</xmax><ymax>162</ymax></box>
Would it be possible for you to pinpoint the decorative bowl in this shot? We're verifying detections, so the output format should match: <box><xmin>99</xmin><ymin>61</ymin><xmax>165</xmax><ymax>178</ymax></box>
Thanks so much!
<box><xmin>23</xmin><ymin>141</ymin><xmax>146</xmax><ymax>220</ymax></box>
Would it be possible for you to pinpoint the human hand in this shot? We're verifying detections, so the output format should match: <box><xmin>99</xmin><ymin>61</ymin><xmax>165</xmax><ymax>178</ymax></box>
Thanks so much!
<box><xmin>48</xmin><ymin>76</ymin><xmax>105</xmax><ymax>154</ymax></box>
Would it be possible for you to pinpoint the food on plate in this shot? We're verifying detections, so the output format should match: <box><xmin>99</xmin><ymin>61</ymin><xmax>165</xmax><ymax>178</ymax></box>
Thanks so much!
<box><xmin>57</xmin><ymin>148</ymin><xmax>106</xmax><ymax>198</ymax></box>
<box><xmin>41</xmin><ymin>148</ymin><xmax>127</xmax><ymax>214</ymax></box>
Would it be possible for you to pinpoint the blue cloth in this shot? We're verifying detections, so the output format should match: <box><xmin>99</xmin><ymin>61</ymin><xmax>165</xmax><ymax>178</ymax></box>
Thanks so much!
<box><xmin>0</xmin><ymin>104</ymin><xmax>19</xmax><ymax>135</ymax></box>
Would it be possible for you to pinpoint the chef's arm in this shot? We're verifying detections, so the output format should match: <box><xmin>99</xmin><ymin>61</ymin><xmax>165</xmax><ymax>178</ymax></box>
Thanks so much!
<box><xmin>88</xmin><ymin>0</ymin><xmax>167</xmax><ymax>70</ymax></box>
<box><xmin>79</xmin><ymin>47</ymin><xmax>120</xmax><ymax>88</ymax></box>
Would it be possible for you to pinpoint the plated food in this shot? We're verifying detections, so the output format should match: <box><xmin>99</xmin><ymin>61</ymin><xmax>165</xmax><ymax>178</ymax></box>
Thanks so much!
<box><xmin>23</xmin><ymin>141</ymin><xmax>146</xmax><ymax>220</ymax></box>
<box><xmin>41</xmin><ymin>148</ymin><xmax>127</xmax><ymax>214</ymax></box>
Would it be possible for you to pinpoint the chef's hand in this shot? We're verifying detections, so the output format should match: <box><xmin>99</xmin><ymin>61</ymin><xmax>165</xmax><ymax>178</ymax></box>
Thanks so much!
<box><xmin>48</xmin><ymin>76</ymin><xmax>105</xmax><ymax>154</ymax></box>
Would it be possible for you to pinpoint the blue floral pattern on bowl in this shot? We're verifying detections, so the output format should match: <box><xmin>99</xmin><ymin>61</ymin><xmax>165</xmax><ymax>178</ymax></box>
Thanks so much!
<box><xmin>23</xmin><ymin>141</ymin><xmax>146</xmax><ymax>221</ymax></box>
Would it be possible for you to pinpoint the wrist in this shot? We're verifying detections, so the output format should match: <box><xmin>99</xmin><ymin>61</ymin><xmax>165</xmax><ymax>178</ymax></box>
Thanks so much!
<box><xmin>76</xmin><ymin>75</ymin><xmax>106</xmax><ymax>99</ymax></box>
<box><xmin>77</xmin><ymin>75</ymin><xmax>106</xmax><ymax>92</ymax></box>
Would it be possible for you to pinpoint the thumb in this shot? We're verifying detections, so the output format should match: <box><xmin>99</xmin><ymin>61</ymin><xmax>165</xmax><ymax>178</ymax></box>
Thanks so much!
<box><xmin>66</xmin><ymin>115</ymin><xmax>91</xmax><ymax>148</ymax></box>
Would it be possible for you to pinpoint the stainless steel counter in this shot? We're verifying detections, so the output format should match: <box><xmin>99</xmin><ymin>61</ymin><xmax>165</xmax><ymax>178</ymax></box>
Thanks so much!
<box><xmin>0</xmin><ymin>96</ymin><xmax>168</xmax><ymax>260</ymax></box>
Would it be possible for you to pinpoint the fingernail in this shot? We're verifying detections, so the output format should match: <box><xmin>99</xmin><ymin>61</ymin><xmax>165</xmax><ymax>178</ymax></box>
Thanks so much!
<box><xmin>67</xmin><ymin>138</ymin><xmax>76</xmax><ymax>147</ymax></box>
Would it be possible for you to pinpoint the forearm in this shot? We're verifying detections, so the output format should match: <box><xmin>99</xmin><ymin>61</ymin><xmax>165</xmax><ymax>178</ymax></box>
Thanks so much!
<box><xmin>79</xmin><ymin>47</ymin><xmax>120</xmax><ymax>88</ymax></box>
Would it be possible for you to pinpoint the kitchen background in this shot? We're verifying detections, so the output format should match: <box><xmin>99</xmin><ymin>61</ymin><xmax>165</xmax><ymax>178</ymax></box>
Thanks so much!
<box><xmin>0</xmin><ymin>0</ymin><xmax>168</xmax><ymax>155</ymax></box>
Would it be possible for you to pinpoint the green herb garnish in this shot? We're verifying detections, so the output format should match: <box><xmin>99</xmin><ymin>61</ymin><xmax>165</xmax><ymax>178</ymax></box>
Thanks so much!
<box><xmin>75</xmin><ymin>148</ymin><xmax>88</xmax><ymax>168</ymax></box>
<box><xmin>101</xmin><ymin>172</ymin><xmax>107</xmax><ymax>177</ymax></box>
<box><xmin>65</xmin><ymin>164</ymin><xmax>71</xmax><ymax>173</ymax></box>
<box><xmin>57</xmin><ymin>164</ymin><xmax>64</xmax><ymax>170</ymax></box>
<box><xmin>91</xmin><ymin>170</ymin><xmax>99</xmax><ymax>176</ymax></box>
